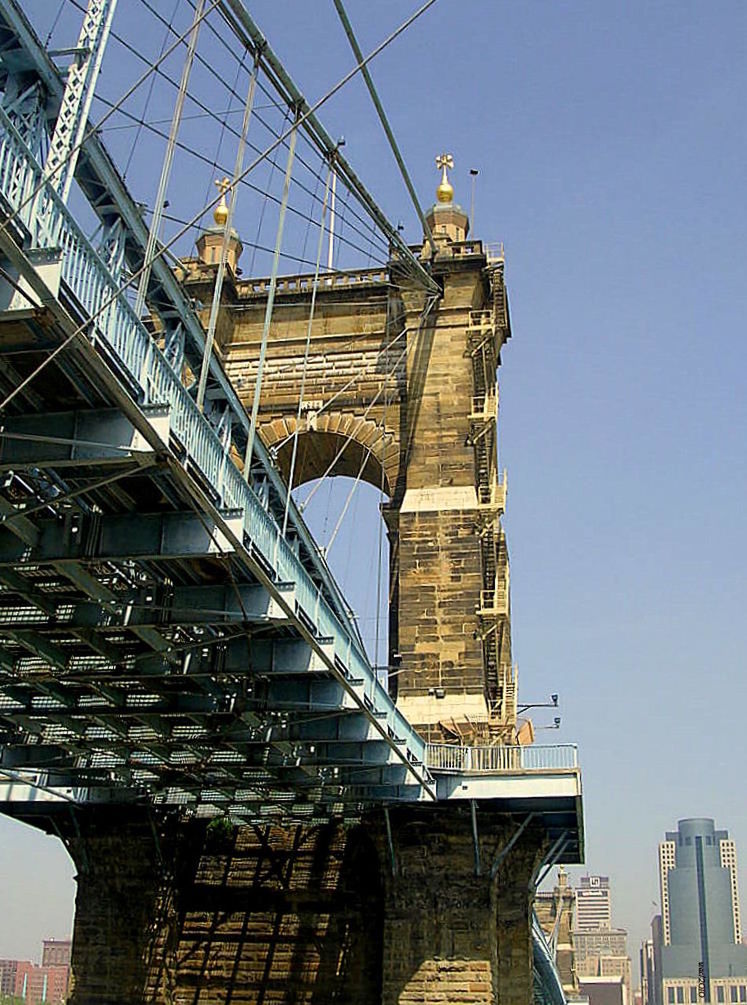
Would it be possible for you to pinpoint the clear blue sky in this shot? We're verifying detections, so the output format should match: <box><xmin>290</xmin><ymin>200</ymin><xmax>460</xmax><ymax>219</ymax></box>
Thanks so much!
<box><xmin>3</xmin><ymin>0</ymin><xmax>747</xmax><ymax>972</ymax></box>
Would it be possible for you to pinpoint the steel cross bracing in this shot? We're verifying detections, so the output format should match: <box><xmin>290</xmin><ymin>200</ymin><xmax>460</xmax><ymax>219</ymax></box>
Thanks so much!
<box><xmin>42</xmin><ymin>0</ymin><xmax>117</xmax><ymax>202</ymax></box>
<box><xmin>0</xmin><ymin>2</ymin><xmax>437</xmax><ymax>823</ymax></box>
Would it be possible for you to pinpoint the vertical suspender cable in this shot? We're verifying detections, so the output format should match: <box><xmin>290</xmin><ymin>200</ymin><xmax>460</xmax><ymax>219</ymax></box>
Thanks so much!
<box><xmin>282</xmin><ymin>163</ymin><xmax>332</xmax><ymax>536</ymax></box>
<box><xmin>243</xmin><ymin>112</ymin><xmax>299</xmax><ymax>480</ymax></box>
<box><xmin>325</xmin><ymin>445</ymin><xmax>372</xmax><ymax>556</ymax></box>
<box><xmin>196</xmin><ymin>53</ymin><xmax>261</xmax><ymax>412</ymax></box>
<box><xmin>134</xmin><ymin>0</ymin><xmax>205</xmax><ymax>318</ymax></box>
<box><xmin>327</xmin><ymin>166</ymin><xmax>337</xmax><ymax>271</ymax></box>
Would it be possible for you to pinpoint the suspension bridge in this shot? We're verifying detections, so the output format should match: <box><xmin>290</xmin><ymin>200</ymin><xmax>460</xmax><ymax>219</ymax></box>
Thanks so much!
<box><xmin>0</xmin><ymin>1</ymin><xmax>583</xmax><ymax>1002</ymax></box>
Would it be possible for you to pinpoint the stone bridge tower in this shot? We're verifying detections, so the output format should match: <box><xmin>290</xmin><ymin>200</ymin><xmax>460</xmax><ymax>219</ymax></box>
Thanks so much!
<box><xmin>184</xmin><ymin>158</ymin><xmax>515</xmax><ymax>745</ymax></box>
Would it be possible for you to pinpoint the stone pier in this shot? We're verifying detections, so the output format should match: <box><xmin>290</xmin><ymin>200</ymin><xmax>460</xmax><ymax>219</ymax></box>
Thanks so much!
<box><xmin>54</xmin><ymin>805</ymin><xmax>546</xmax><ymax>1005</ymax></box>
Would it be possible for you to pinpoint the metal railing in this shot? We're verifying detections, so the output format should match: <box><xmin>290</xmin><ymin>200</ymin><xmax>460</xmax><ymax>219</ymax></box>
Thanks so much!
<box><xmin>485</xmin><ymin>241</ymin><xmax>505</xmax><ymax>264</ymax></box>
<box><xmin>425</xmin><ymin>744</ymin><xmax>578</xmax><ymax>773</ymax></box>
<box><xmin>470</xmin><ymin>391</ymin><xmax>498</xmax><ymax>419</ymax></box>
<box><xmin>0</xmin><ymin>105</ymin><xmax>428</xmax><ymax>773</ymax></box>
<box><xmin>468</xmin><ymin>308</ymin><xmax>493</xmax><ymax>330</ymax></box>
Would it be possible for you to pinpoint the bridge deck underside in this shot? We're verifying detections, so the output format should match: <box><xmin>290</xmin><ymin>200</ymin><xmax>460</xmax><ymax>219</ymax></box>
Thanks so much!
<box><xmin>0</xmin><ymin>299</ymin><xmax>431</xmax><ymax>824</ymax></box>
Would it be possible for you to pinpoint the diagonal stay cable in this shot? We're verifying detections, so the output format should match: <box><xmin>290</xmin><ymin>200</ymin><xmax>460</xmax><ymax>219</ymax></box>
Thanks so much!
<box><xmin>0</xmin><ymin>0</ymin><xmax>223</xmax><ymax>241</ymax></box>
<box><xmin>324</xmin><ymin>444</ymin><xmax>373</xmax><ymax>558</ymax></box>
<box><xmin>298</xmin><ymin>289</ymin><xmax>439</xmax><ymax>512</ymax></box>
<box><xmin>282</xmin><ymin>164</ymin><xmax>333</xmax><ymax>536</ymax></box>
<box><xmin>0</xmin><ymin>464</ymin><xmax>155</xmax><ymax>525</ymax></box>
<box><xmin>297</xmin><ymin>338</ymin><xmax>412</xmax><ymax>514</ymax></box>
<box><xmin>270</xmin><ymin>321</ymin><xmax>410</xmax><ymax>456</ymax></box>
<box><xmin>75</xmin><ymin>0</ymin><xmax>388</xmax><ymax>256</ymax></box>
<box><xmin>0</xmin><ymin>1</ymin><xmax>440</xmax><ymax>411</ymax></box>
<box><xmin>85</xmin><ymin>91</ymin><xmax>383</xmax><ymax>263</ymax></box>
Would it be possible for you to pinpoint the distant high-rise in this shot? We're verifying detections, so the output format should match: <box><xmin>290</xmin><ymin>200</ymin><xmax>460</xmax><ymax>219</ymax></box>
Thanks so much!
<box><xmin>655</xmin><ymin>818</ymin><xmax>747</xmax><ymax>1004</ymax></box>
<box><xmin>535</xmin><ymin>867</ymin><xmax>580</xmax><ymax>1000</ymax></box>
<box><xmin>0</xmin><ymin>939</ymin><xmax>70</xmax><ymax>1005</ymax></box>
<box><xmin>41</xmin><ymin>939</ymin><xmax>71</xmax><ymax>969</ymax></box>
<box><xmin>572</xmin><ymin>873</ymin><xmax>632</xmax><ymax>1005</ymax></box>
<box><xmin>577</xmin><ymin>876</ymin><xmax>613</xmax><ymax>932</ymax></box>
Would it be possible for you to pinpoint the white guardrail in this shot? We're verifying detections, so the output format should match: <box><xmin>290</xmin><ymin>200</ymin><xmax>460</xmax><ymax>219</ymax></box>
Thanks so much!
<box><xmin>425</xmin><ymin>744</ymin><xmax>578</xmax><ymax>773</ymax></box>
<box><xmin>0</xmin><ymin>105</ymin><xmax>427</xmax><ymax>771</ymax></box>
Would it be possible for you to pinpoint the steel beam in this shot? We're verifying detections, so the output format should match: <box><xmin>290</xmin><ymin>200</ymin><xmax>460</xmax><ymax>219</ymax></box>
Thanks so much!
<box><xmin>0</xmin><ymin>583</ymin><xmax>288</xmax><ymax>632</ymax></box>
<box><xmin>0</xmin><ymin>509</ymin><xmax>244</xmax><ymax>566</ymax></box>
<box><xmin>43</xmin><ymin>0</ymin><xmax>118</xmax><ymax>202</ymax></box>
<box><xmin>0</xmin><ymin>405</ymin><xmax>168</xmax><ymax>469</ymax></box>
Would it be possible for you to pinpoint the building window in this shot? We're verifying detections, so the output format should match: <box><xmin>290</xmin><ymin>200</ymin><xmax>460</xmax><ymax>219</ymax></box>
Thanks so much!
<box><xmin>690</xmin><ymin>989</ymin><xmax>698</xmax><ymax>1003</ymax></box>
<box><xmin>739</xmin><ymin>988</ymin><xmax>746</xmax><ymax>1002</ymax></box>
<box><xmin>730</xmin><ymin>987</ymin><xmax>738</xmax><ymax>1002</ymax></box>
<box><xmin>668</xmin><ymin>989</ymin><xmax>676</xmax><ymax>1003</ymax></box>
<box><xmin>677</xmin><ymin>988</ymin><xmax>685</xmax><ymax>1003</ymax></box>
<box><xmin>718</xmin><ymin>988</ymin><xmax>725</xmax><ymax>1003</ymax></box>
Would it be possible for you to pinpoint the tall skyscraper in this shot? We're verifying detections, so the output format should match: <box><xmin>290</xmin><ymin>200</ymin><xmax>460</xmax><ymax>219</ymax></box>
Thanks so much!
<box><xmin>655</xmin><ymin>818</ymin><xmax>747</xmax><ymax>1004</ymax></box>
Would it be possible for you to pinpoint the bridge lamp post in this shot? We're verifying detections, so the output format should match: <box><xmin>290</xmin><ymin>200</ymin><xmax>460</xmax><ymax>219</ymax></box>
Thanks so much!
<box><xmin>517</xmin><ymin>693</ymin><xmax>559</xmax><ymax>715</ymax></box>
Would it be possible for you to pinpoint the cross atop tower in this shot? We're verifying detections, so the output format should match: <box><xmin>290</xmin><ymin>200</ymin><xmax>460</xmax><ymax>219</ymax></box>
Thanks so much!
<box><xmin>435</xmin><ymin>152</ymin><xmax>454</xmax><ymax>205</ymax></box>
<box><xmin>214</xmin><ymin>176</ymin><xmax>231</xmax><ymax>227</ymax></box>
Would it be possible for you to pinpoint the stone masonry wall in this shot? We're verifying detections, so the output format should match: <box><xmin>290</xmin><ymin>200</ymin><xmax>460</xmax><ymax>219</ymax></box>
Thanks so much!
<box><xmin>66</xmin><ymin>810</ymin><xmax>187</xmax><ymax>1005</ymax></box>
<box><xmin>379</xmin><ymin>805</ymin><xmax>547</xmax><ymax>1005</ymax></box>
<box><xmin>391</xmin><ymin>508</ymin><xmax>486</xmax><ymax>733</ymax></box>
<box><xmin>64</xmin><ymin>806</ymin><xmax>546</xmax><ymax>1005</ymax></box>
<box><xmin>66</xmin><ymin>811</ymin><xmax>383</xmax><ymax>1005</ymax></box>
<box><xmin>184</xmin><ymin>251</ymin><xmax>505</xmax><ymax>736</ymax></box>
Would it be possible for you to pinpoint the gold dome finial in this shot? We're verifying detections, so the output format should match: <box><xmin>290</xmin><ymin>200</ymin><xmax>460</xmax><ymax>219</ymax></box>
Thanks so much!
<box><xmin>214</xmin><ymin>176</ymin><xmax>230</xmax><ymax>227</ymax></box>
<box><xmin>435</xmin><ymin>152</ymin><xmax>454</xmax><ymax>204</ymax></box>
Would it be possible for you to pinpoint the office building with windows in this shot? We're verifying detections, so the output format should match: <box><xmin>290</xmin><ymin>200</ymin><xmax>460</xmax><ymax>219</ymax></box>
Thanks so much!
<box><xmin>656</xmin><ymin>818</ymin><xmax>747</xmax><ymax>1005</ymax></box>
<box><xmin>577</xmin><ymin>876</ymin><xmax>613</xmax><ymax>932</ymax></box>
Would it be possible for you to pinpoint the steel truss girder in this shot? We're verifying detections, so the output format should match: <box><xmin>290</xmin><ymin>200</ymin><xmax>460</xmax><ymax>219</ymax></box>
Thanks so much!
<box><xmin>0</xmin><ymin>21</ymin><xmax>437</xmax><ymax>804</ymax></box>
<box><xmin>43</xmin><ymin>0</ymin><xmax>118</xmax><ymax>202</ymax></box>
<box><xmin>0</xmin><ymin>508</ymin><xmax>244</xmax><ymax>566</ymax></box>
<box><xmin>0</xmin><ymin>405</ymin><xmax>168</xmax><ymax>470</ymax></box>
<box><xmin>0</xmin><ymin>677</ymin><xmax>360</xmax><ymax>719</ymax></box>
<box><xmin>229</xmin><ymin>715</ymin><xmax>393</xmax><ymax>745</ymax></box>
<box><xmin>0</xmin><ymin>738</ymin><xmax>397</xmax><ymax>770</ymax></box>
<box><xmin>0</xmin><ymin>582</ymin><xmax>289</xmax><ymax>632</ymax></box>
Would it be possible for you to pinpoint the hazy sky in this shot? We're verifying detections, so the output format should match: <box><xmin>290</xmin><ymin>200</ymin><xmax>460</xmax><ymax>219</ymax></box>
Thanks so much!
<box><xmin>3</xmin><ymin>0</ymin><xmax>747</xmax><ymax>973</ymax></box>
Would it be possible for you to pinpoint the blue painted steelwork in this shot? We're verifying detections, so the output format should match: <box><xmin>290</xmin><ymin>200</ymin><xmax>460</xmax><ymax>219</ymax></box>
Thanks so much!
<box><xmin>0</xmin><ymin>29</ymin><xmax>433</xmax><ymax>810</ymax></box>
<box><xmin>533</xmin><ymin>911</ymin><xmax>568</xmax><ymax>1005</ymax></box>
<box><xmin>0</xmin><ymin>0</ymin><xmax>366</xmax><ymax>650</ymax></box>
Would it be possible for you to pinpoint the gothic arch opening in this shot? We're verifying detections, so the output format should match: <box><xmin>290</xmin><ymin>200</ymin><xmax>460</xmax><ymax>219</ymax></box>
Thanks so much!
<box><xmin>262</xmin><ymin>416</ymin><xmax>397</xmax><ymax>500</ymax></box>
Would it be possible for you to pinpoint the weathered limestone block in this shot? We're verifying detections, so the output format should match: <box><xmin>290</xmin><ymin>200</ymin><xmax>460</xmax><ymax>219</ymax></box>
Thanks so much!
<box><xmin>379</xmin><ymin>806</ymin><xmax>546</xmax><ymax>1005</ymax></box>
<box><xmin>66</xmin><ymin>811</ymin><xmax>383</xmax><ymax>1005</ymax></box>
<box><xmin>66</xmin><ymin>809</ymin><xmax>190</xmax><ymax>1005</ymax></box>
